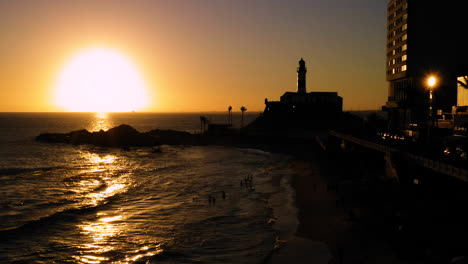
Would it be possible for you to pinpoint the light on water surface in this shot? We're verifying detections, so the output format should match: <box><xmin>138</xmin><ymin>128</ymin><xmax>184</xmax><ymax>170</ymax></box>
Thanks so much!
<box><xmin>90</xmin><ymin>112</ymin><xmax>113</xmax><ymax>131</ymax></box>
<box><xmin>73</xmin><ymin>150</ymin><xmax>135</xmax><ymax>262</ymax></box>
<box><xmin>81</xmin><ymin>152</ymin><xmax>117</xmax><ymax>165</ymax></box>
<box><xmin>0</xmin><ymin>114</ymin><xmax>291</xmax><ymax>263</ymax></box>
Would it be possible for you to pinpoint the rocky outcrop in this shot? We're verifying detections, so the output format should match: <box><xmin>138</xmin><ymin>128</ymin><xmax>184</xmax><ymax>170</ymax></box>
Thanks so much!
<box><xmin>36</xmin><ymin>124</ymin><xmax>192</xmax><ymax>148</ymax></box>
<box><xmin>35</xmin><ymin>124</ymin><xmax>322</xmax><ymax>158</ymax></box>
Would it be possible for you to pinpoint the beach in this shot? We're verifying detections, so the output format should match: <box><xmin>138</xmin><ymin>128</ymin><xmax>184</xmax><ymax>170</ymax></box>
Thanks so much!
<box><xmin>269</xmin><ymin>151</ymin><xmax>403</xmax><ymax>264</ymax></box>
<box><xmin>0</xmin><ymin>112</ymin><xmax>297</xmax><ymax>263</ymax></box>
<box><xmin>1</xmin><ymin>112</ymin><xmax>435</xmax><ymax>263</ymax></box>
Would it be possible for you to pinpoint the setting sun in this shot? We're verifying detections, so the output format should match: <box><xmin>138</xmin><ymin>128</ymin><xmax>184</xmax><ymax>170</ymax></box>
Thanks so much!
<box><xmin>54</xmin><ymin>48</ymin><xmax>149</xmax><ymax>112</ymax></box>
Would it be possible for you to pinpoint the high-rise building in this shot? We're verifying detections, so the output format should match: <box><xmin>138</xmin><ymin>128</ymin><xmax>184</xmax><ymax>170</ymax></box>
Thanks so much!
<box><xmin>385</xmin><ymin>0</ymin><xmax>468</xmax><ymax>130</ymax></box>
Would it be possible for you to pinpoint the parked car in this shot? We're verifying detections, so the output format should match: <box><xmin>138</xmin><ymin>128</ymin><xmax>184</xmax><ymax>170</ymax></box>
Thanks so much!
<box><xmin>442</xmin><ymin>135</ymin><xmax>468</xmax><ymax>161</ymax></box>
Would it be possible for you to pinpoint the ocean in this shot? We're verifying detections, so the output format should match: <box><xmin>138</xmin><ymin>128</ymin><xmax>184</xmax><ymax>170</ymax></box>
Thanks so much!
<box><xmin>0</xmin><ymin>112</ymin><xmax>298</xmax><ymax>264</ymax></box>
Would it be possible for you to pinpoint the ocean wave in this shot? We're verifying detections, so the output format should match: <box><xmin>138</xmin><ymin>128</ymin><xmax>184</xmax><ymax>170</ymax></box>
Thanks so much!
<box><xmin>148</xmin><ymin>248</ymin><xmax>198</xmax><ymax>263</ymax></box>
<box><xmin>0</xmin><ymin>199</ymin><xmax>113</xmax><ymax>240</ymax></box>
<box><xmin>0</xmin><ymin>166</ymin><xmax>64</xmax><ymax>176</ymax></box>
<box><xmin>235</xmin><ymin>148</ymin><xmax>272</xmax><ymax>157</ymax></box>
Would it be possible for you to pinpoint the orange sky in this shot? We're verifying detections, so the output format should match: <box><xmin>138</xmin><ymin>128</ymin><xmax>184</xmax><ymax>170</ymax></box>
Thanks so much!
<box><xmin>0</xmin><ymin>0</ymin><xmax>388</xmax><ymax>112</ymax></box>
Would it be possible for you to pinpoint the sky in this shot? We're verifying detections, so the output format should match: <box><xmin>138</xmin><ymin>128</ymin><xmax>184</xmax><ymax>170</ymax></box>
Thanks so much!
<box><xmin>0</xmin><ymin>0</ymin><xmax>388</xmax><ymax>112</ymax></box>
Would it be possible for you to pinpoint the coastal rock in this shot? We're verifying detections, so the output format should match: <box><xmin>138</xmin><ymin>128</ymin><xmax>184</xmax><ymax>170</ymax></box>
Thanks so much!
<box><xmin>36</xmin><ymin>124</ymin><xmax>162</xmax><ymax>147</ymax></box>
<box><xmin>36</xmin><ymin>123</ymin><xmax>322</xmax><ymax>156</ymax></box>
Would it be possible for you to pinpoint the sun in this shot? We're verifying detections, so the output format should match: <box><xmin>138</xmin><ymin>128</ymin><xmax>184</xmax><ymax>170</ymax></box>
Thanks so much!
<box><xmin>54</xmin><ymin>48</ymin><xmax>149</xmax><ymax>112</ymax></box>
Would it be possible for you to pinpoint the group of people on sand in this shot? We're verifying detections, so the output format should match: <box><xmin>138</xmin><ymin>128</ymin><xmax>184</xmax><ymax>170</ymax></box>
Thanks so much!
<box><xmin>208</xmin><ymin>190</ymin><xmax>226</xmax><ymax>204</ymax></box>
<box><xmin>207</xmin><ymin>173</ymin><xmax>255</xmax><ymax>205</ymax></box>
<box><xmin>240</xmin><ymin>174</ymin><xmax>254</xmax><ymax>190</ymax></box>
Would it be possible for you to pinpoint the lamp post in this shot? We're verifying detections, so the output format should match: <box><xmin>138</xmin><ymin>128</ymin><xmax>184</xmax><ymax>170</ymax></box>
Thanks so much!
<box><xmin>427</xmin><ymin>76</ymin><xmax>436</xmax><ymax>121</ymax></box>
<box><xmin>426</xmin><ymin>76</ymin><xmax>437</xmax><ymax>139</ymax></box>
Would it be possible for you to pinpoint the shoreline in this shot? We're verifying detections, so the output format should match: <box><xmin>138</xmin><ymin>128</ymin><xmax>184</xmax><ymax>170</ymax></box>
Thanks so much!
<box><xmin>33</xmin><ymin>122</ymin><xmax>468</xmax><ymax>263</ymax></box>
<box><xmin>267</xmin><ymin>151</ymin><xmax>403</xmax><ymax>264</ymax></box>
<box><xmin>35</xmin><ymin>124</ymin><xmax>400</xmax><ymax>262</ymax></box>
<box><xmin>267</xmin><ymin>160</ymin><xmax>332</xmax><ymax>264</ymax></box>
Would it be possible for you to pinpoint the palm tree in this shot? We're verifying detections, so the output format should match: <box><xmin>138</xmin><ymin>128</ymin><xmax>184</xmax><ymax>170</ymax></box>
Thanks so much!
<box><xmin>199</xmin><ymin>116</ymin><xmax>204</xmax><ymax>133</ymax></box>
<box><xmin>240</xmin><ymin>106</ymin><xmax>247</xmax><ymax>128</ymax></box>
<box><xmin>200</xmin><ymin>116</ymin><xmax>208</xmax><ymax>133</ymax></box>
<box><xmin>228</xmin><ymin>106</ymin><xmax>232</xmax><ymax>125</ymax></box>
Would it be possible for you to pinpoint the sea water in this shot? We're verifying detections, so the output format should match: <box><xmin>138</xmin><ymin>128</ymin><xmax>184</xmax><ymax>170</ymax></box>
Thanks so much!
<box><xmin>0</xmin><ymin>112</ymin><xmax>297</xmax><ymax>263</ymax></box>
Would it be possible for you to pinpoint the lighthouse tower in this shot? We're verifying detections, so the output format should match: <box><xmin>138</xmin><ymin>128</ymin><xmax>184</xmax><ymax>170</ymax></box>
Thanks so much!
<box><xmin>297</xmin><ymin>58</ymin><xmax>307</xmax><ymax>94</ymax></box>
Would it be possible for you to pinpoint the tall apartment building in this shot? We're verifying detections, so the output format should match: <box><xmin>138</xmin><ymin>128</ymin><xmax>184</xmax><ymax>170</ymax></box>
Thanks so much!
<box><xmin>385</xmin><ymin>0</ymin><xmax>468</xmax><ymax>130</ymax></box>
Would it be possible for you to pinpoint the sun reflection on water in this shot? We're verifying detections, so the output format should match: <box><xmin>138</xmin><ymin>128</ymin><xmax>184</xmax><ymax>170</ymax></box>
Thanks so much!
<box><xmin>74</xmin><ymin>152</ymin><xmax>130</xmax><ymax>207</ymax></box>
<box><xmin>81</xmin><ymin>214</ymin><xmax>123</xmax><ymax>242</ymax></box>
<box><xmin>77</xmin><ymin>211</ymin><xmax>162</xmax><ymax>263</ymax></box>
<box><xmin>88</xmin><ymin>112</ymin><xmax>114</xmax><ymax>132</ymax></box>
<box><xmin>79</xmin><ymin>255</ymin><xmax>109</xmax><ymax>264</ymax></box>
<box><xmin>73</xmin><ymin>150</ymin><xmax>130</xmax><ymax>262</ymax></box>
<box><xmin>100</xmin><ymin>215</ymin><xmax>123</xmax><ymax>223</ymax></box>
<box><xmin>88</xmin><ymin>154</ymin><xmax>117</xmax><ymax>164</ymax></box>
<box><xmin>104</xmin><ymin>184</ymin><xmax>125</xmax><ymax>194</ymax></box>
<box><xmin>96</xmin><ymin>112</ymin><xmax>107</xmax><ymax>119</ymax></box>
<box><xmin>72</xmin><ymin>145</ymin><xmax>162</xmax><ymax>263</ymax></box>
<box><xmin>77</xmin><ymin>213</ymin><xmax>123</xmax><ymax>263</ymax></box>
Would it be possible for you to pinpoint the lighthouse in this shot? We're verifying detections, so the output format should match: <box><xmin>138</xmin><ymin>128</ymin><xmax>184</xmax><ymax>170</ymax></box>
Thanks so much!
<box><xmin>263</xmin><ymin>57</ymin><xmax>342</xmax><ymax>120</ymax></box>
<box><xmin>297</xmin><ymin>58</ymin><xmax>307</xmax><ymax>94</ymax></box>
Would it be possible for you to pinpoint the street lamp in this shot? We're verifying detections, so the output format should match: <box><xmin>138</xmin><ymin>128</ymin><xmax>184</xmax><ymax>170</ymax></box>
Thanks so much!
<box><xmin>426</xmin><ymin>76</ymin><xmax>437</xmax><ymax>134</ymax></box>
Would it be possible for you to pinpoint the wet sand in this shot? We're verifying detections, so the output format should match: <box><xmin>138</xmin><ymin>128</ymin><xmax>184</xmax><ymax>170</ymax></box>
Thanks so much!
<box><xmin>270</xmin><ymin>156</ymin><xmax>403</xmax><ymax>264</ymax></box>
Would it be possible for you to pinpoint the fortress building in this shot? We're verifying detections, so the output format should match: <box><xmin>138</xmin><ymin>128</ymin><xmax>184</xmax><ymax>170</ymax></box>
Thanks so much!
<box><xmin>263</xmin><ymin>58</ymin><xmax>342</xmax><ymax>128</ymax></box>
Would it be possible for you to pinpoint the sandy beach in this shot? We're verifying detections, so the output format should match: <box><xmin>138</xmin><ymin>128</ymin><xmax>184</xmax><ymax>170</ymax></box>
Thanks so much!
<box><xmin>269</xmin><ymin>150</ymin><xmax>403</xmax><ymax>264</ymax></box>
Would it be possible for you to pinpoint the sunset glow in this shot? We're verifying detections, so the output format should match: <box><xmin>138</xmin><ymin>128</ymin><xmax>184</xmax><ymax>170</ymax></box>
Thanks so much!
<box><xmin>54</xmin><ymin>48</ymin><xmax>149</xmax><ymax>112</ymax></box>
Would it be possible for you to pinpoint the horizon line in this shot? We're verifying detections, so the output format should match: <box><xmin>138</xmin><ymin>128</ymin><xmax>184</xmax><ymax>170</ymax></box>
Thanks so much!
<box><xmin>0</xmin><ymin>109</ymin><xmax>383</xmax><ymax>114</ymax></box>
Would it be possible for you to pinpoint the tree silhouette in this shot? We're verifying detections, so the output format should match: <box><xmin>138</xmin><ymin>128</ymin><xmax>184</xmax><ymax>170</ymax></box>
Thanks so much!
<box><xmin>200</xmin><ymin>116</ymin><xmax>209</xmax><ymax>133</ymax></box>
<box><xmin>240</xmin><ymin>106</ymin><xmax>247</xmax><ymax>128</ymax></box>
<box><xmin>228</xmin><ymin>106</ymin><xmax>232</xmax><ymax>125</ymax></box>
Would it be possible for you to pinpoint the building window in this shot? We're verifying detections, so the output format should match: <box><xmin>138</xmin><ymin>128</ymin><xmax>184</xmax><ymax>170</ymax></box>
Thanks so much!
<box><xmin>402</xmin><ymin>24</ymin><xmax>407</xmax><ymax>30</ymax></box>
<box><xmin>403</xmin><ymin>14</ymin><xmax>408</xmax><ymax>20</ymax></box>
<box><xmin>402</xmin><ymin>44</ymin><xmax>407</xmax><ymax>51</ymax></box>
<box><xmin>402</xmin><ymin>65</ymin><xmax>407</xmax><ymax>71</ymax></box>
<box><xmin>392</xmin><ymin>68</ymin><xmax>396</xmax><ymax>74</ymax></box>
<box><xmin>402</xmin><ymin>54</ymin><xmax>407</xmax><ymax>61</ymax></box>
<box><xmin>402</xmin><ymin>34</ymin><xmax>407</xmax><ymax>41</ymax></box>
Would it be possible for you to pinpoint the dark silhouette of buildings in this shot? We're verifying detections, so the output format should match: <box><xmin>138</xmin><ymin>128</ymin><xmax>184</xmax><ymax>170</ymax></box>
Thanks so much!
<box><xmin>384</xmin><ymin>0</ymin><xmax>468</xmax><ymax>131</ymax></box>
<box><xmin>262</xmin><ymin>58</ymin><xmax>342</xmax><ymax>129</ymax></box>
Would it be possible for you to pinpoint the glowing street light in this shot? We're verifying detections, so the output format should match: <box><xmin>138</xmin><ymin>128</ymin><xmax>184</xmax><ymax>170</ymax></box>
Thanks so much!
<box><xmin>427</xmin><ymin>76</ymin><xmax>437</xmax><ymax>89</ymax></box>
<box><xmin>426</xmin><ymin>75</ymin><xmax>438</xmax><ymax>133</ymax></box>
